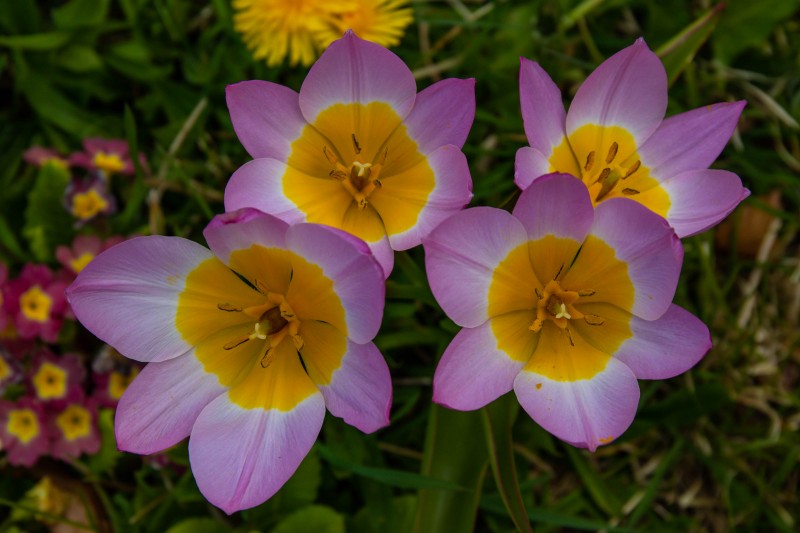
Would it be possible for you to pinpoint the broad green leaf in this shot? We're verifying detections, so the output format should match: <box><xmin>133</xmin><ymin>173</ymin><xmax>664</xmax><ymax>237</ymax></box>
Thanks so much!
<box><xmin>0</xmin><ymin>32</ymin><xmax>70</xmax><ymax>50</ymax></box>
<box><xmin>271</xmin><ymin>505</ymin><xmax>345</xmax><ymax>533</ymax></box>
<box><xmin>52</xmin><ymin>0</ymin><xmax>110</xmax><ymax>29</ymax></box>
<box><xmin>482</xmin><ymin>394</ymin><xmax>532</xmax><ymax>532</ymax></box>
<box><xmin>22</xmin><ymin>164</ymin><xmax>74</xmax><ymax>262</ymax></box>
<box><xmin>353</xmin><ymin>496</ymin><xmax>417</xmax><ymax>533</ymax></box>
<box><xmin>713</xmin><ymin>0</ymin><xmax>800</xmax><ymax>63</ymax></box>
<box><xmin>657</xmin><ymin>4</ymin><xmax>723</xmax><ymax>86</ymax></box>
<box><xmin>413</xmin><ymin>406</ymin><xmax>488</xmax><ymax>533</ymax></box>
<box><xmin>57</xmin><ymin>45</ymin><xmax>103</xmax><ymax>73</ymax></box>
<box><xmin>165</xmin><ymin>518</ymin><xmax>227</xmax><ymax>533</ymax></box>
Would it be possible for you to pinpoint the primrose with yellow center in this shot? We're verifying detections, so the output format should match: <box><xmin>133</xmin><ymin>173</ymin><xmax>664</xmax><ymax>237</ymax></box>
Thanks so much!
<box><xmin>425</xmin><ymin>173</ymin><xmax>711</xmax><ymax>451</ymax></box>
<box><xmin>0</xmin><ymin>399</ymin><xmax>49</xmax><ymax>466</ymax></box>
<box><xmin>224</xmin><ymin>30</ymin><xmax>474</xmax><ymax>277</ymax></box>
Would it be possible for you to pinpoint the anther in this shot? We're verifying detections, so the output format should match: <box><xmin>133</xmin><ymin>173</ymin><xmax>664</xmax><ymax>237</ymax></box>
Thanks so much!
<box><xmin>621</xmin><ymin>188</ymin><xmax>640</xmax><ymax>195</ymax></box>
<box><xmin>583</xmin><ymin>314</ymin><xmax>605</xmax><ymax>326</ymax></box>
<box><xmin>623</xmin><ymin>160</ymin><xmax>641</xmax><ymax>179</ymax></box>
<box><xmin>534</xmin><ymin>288</ymin><xmax>544</xmax><ymax>300</ymax></box>
<box><xmin>596</xmin><ymin>167</ymin><xmax>611</xmax><ymax>184</ymax></box>
<box><xmin>217</xmin><ymin>303</ymin><xmax>242</xmax><ymax>312</ymax></box>
<box><xmin>323</xmin><ymin>146</ymin><xmax>339</xmax><ymax>165</ymax></box>
<box><xmin>329</xmin><ymin>169</ymin><xmax>347</xmax><ymax>181</ymax></box>
<box><xmin>578</xmin><ymin>289</ymin><xmax>596</xmax><ymax>297</ymax></box>
<box><xmin>373</xmin><ymin>179</ymin><xmax>382</xmax><ymax>188</ymax></box>
<box><xmin>351</xmin><ymin>133</ymin><xmax>362</xmax><ymax>154</ymax></box>
<box><xmin>224</xmin><ymin>336</ymin><xmax>250</xmax><ymax>350</ymax></box>
<box><xmin>606</xmin><ymin>142</ymin><xmax>618</xmax><ymax>164</ymax></box>
<box><xmin>259</xmin><ymin>347</ymin><xmax>274</xmax><ymax>368</ymax></box>
<box><xmin>584</xmin><ymin>151</ymin><xmax>595</xmax><ymax>172</ymax></box>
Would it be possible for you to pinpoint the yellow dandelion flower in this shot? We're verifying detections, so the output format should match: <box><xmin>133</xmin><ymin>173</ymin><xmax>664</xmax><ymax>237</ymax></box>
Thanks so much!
<box><xmin>233</xmin><ymin>0</ymin><xmax>354</xmax><ymax>67</ymax></box>
<box><xmin>317</xmin><ymin>0</ymin><xmax>414</xmax><ymax>49</ymax></box>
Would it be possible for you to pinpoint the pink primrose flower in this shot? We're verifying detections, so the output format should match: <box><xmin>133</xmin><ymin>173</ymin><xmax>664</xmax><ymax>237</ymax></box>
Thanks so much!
<box><xmin>69</xmin><ymin>138</ymin><xmax>145</xmax><ymax>177</ymax></box>
<box><xmin>424</xmin><ymin>174</ymin><xmax>711</xmax><ymax>451</ymax></box>
<box><xmin>0</xmin><ymin>397</ymin><xmax>50</xmax><ymax>466</ymax></box>
<box><xmin>66</xmin><ymin>208</ymin><xmax>390</xmax><ymax>513</ymax></box>
<box><xmin>224</xmin><ymin>31</ymin><xmax>475</xmax><ymax>277</ymax></box>
<box><xmin>63</xmin><ymin>173</ymin><xmax>116</xmax><ymax>226</ymax></box>
<box><xmin>516</xmin><ymin>39</ymin><xmax>749</xmax><ymax>237</ymax></box>
<box><xmin>23</xmin><ymin>146</ymin><xmax>70</xmax><ymax>169</ymax></box>
<box><xmin>48</xmin><ymin>393</ymin><xmax>101</xmax><ymax>461</ymax></box>
<box><xmin>56</xmin><ymin>234</ymin><xmax>126</xmax><ymax>278</ymax></box>
<box><xmin>5</xmin><ymin>265</ymin><xmax>69</xmax><ymax>343</ymax></box>
<box><xmin>28</xmin><ymin>351</ymin><xmax>86</xmax><ymax>406</ymax></box>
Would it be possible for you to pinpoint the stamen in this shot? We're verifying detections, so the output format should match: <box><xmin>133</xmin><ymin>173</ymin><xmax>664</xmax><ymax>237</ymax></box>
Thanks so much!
<box><xmin>259</xmin><ymin>346</ymin><xmax>274</xmax><ymax>368</ymax></box>
<box><xmin>584</xmin><ymin>151</ymin><xmax>595</xmax><ymax>172</ymax></box>
<box><xmin>595</xmin><ymin>167</ymin><xmax>611</xmax><ymax>184</ymax></box>
<box><xmin>578</xmin><ymin>289</ymin><xmax>596</xmax><ymax>297</ymax></box>
<box><xmin>583</xmin><ymin>314</ymin><xmax>605</xmax><ymax>326</ymax></box>
<box><xmin>254</xmin><ymin>279</ymin><xmax>269</xmax><ymax>294</ymax></box>
<box><xmin>224</xmin><ymin>335</ymin><xmax>251</xmax><ymax>350</ymax></box>
<box><xmin>621</xmin><ymin>188</ymin><xmax>640</xmax><ymax>195</ymax></box>
<box><xmin>323</xmin><ymin>146</ymin><xmax>339</xmax><ymax>165</ymax></box>
<box><xmin>605</xmin><ymin>142</ymin><xmax>618</xmax><ymax>164</ymax></box>
<box><xmin>373</xmin><ymin>179</ymin><xmax>382</xmax><ymax>188</ymax></box>
<box><xmin>329</xmin><ymin>169</ymin><xmax>347</xmax><ymax>181</ymax></box>
<box><xmin>534</xmin><ymin>288</ymin><xmax>544</xmax><ymax>300</ymax></box>
<box><xmin>217</xmin><ymin>303</ymin><xmax>242</xmax><ymax>312</ymax></box>
<box><xmin>623</xmin><ymin>160</ymin><xmax>641</xmax><ymax>179</ymax></box>
<box><xmin>351</xmin><ymin>133</ymin><xmax>362</xmax><ymax>154</ymax></box>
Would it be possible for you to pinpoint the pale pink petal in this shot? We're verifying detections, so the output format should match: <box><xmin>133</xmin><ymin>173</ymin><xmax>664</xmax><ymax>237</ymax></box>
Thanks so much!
<box><xmin>189</xmin><ymin>392</ymin><xmax>325</xmax><ymax>514</ymax></box>
<box><xmin>403</xmin><ymin>78</ymin><xmax>475</xmax><ymax>153</ymax></box>
<box><xmin>226</xmin><ymin>81</ymin><xmax>306</xmax><ymax>161</ymax></box>
<box><xmin>519</xmin><ymin>58</ymin><xmax>567</xmax><ymax>156</ymax></box>
<box><xmin>566</xmin><ymin>39</ymin><xmax>667</xmax><ymax>146</ymax></box>
<box><xmin>66</xmin><ymin>237</ymin><xmax>212</xmax><ymax>362</ymax></box>
<box><xmin>203</xmin><ymin>207</ymin><xmax>290</xmax><ymax>266</ymax></box>
<box><xmin>658</xmin><ymin>169</ymin><xmax>750</xmax><ymax>237</ymax></box>
<box><xmin>514</xmin><ymin>146</ymin><xmax>553</xmax><ymax>190</ymax></box>
<box><xmin>224</xmin><ymin>159</ymin><xmax>307</xmax><ymax>225</ymax></box>
<box><xmin>638</xmin><ymin>101</ymin><xmax>746</xmax><ymax>180</ymax></box>
<box><xmin>513</xmin><ymin>173</ymin><xmax>593</xmax><ymax>243</ymax></box>
<box><xmin>286</xmin><ymin>223</ymin><xmax>385</xmax><ymax>344</ymax></box>
<box><xmin>299</xmin><ymin>31</ymin><xmax>416</xmax><ymax>124</ymax></box>
<box><xmin>514</xmin><ymin>357</ymin><xmax>639</xmax><ymax>451</ymax></box>
<box><xmin>373</xmin><ymin>144</ymin><xmax>473</xmax><ymax>251</ymax></box>
<box><xmin>433</xmin><ymin>318</ymin><xmax>527</xmax><ymax>411</ymax></box>
<box><xmin>616</xmin><ymin>304</ymin><xmax>711</xmax><ymax>379</ymax></box>
<box><xmin>423</xmin><ymin>207</ymin><xmax>530</xmax><ymax>328</ymax></box>
<box><xmin>115</xmin><ymin>353</ymin><xmax>225</xmax><ymax>454</ymax></box>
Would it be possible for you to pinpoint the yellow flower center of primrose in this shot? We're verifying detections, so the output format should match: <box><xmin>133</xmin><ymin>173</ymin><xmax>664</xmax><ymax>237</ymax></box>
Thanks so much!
<box><xmin>109</xmin><ymin>369</ymin><xmax>138</xmax><ymax>400</ymax></box>
<box><xmin>7</xmin><ymin>409</ymin><xmax>40</xmax><ymax>444</ymax></box>
<box><xmin>32</xmin><ymin>363</ymin><xmax>68</xmax><ymax>400</ymax></box>
<box><xmin>549</xmin><ymin>124</ymin><xmax>670</xmax><ymax>216</ymax></box>
<box><xmin>56</xmin><ymin>404</ymin><xmax>92</xmax><ymax>441</ymax></box>
<box><xmin>71</xmin><ymin>189</ymin><xmax>108</xmax><ymax>220</ymax></box>
<box><xmin>20</xmin><ymin>286</ymin><xmax>52</xmax><ymax>323</ymax></box>
<box><xmin>92</xmin><ymin>151</ymin><xmax>126</xmax><ymax>174</ymax></box>
<box><xmin>69</xmin><ymin>252</ymin><xmax>95</xmax><ymax>274</ymax></box>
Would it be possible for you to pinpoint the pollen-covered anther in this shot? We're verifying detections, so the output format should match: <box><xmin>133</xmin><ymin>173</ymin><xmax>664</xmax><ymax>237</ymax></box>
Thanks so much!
<box><xmin>605</xmin><ymin>142</ymin><xmax>618</xmax><ymax>164</ymax></box>
<box><xmin>584</xmin><ymin>151</ymin><xmax>595</xmax><ymax>172</ymax></box>
<box><xmin>623</xmin><ymin>160</ymin><xmax>641</xmax><ymax>179</ymax></box>
<box><xmin>578</xmin><ymin>289</ymin><xmax>596</xmax><ymax>297</ymax></box>
<box><xmin>583</xmin><ymin>314</ymin><xmax>605</xmax><ymax>326</ymax></box>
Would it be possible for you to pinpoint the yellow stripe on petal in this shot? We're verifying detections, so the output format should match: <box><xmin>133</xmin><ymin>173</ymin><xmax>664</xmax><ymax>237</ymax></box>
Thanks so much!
<box><xmin>488</xmin><ymin>242</ymin><xmax>540</xmax><ymax>317</ymax></box>
<box><xmin>526</xmin><ymin>321</ymin><xmax>610</xmax><ymax>381</ymax></box>
<box><xmin>228</xmin><ymin>245</ymin><xmax>294</xmax><ymax>296</ymax></box>
<box><xmin>527</xmin><ymin>235</ymin><xmax>581</xmax><ymax>288</ymax></box>
<box><xmin>193</xmin><ymin>324</ymin><xmax>263</xmax><ymax>387</ymax></box>
<box><xmin>298</xmin><ymin>320</ymin><xmax>347</xmax><ymax>385</ymax></box>
<box><xmin>570</xmin><ymin>302</ymin><xmax>632</xmax><ymax>355</ymax></box>
<box><xmin>490</xmin><ymin>311</ymin><xmax>539</xmax><ymax>363</ymax></box>
<box><xmin>228</xmin><ymin>340</ymin><xmax>318</xmax><ymax>411</ymax></box>
<box><xmin>561</xmin><ymin>235</ymin><xmax>635</xmax><ymax>313</ymax></box>
<box><xmin>287</xmin><ymin>253</ymin><xmax>347</xmax><ymax>336</ymax></box>
<box><xmin>368</xmin><ymin>155</ymin><xmax>435</xmax><ymax>238</ymax></box>
<box><xmin>549</xmin><ymin>124</ymin><xmax>670</xmax><ymax>217</ymax></box>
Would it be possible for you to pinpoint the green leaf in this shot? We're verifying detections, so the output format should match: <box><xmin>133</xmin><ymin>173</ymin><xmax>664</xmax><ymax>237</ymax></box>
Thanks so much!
<box><xmin>482</xmin><ymin>394</ymin><xmax>532</xmax><ymax>532</ymax></box>
<box><xmin>22</xmin><ymin>164</ymin><xmax>74</xmax><ymax>262</ymax></box>
<box><xmin>0</xmin><ymin>32</ymin><xmax>70</xmax><ymax>50</ymax></box>
<box><xmin>565</xmin><ymin>446</ymin><xmax>622</xmax><ymax>517</ymax></box>
<box><xmin>19</xmin><ymin>73</ymin><xmax>98</xmax><ymax>136</ymax></box>
<box><xmin>353</xmin><ymin>496</ymin><xmax>417</xmax><ymax>533</ymax></box>
<box><xmin>317</xmin><ymin>443</ymin><xmax>467</xmax><ymax>491</ymax></box>
<box><xmin>628</xmin><ymin>440</ymin><xmax>685</xmax><ymax>526</ymax></box>
<box><xmin>713</xmin><ymin>0</ymin><xmax>800</xmax><ymax>63</ymax></box>
<box><xmin>0</xmin><ymin>0</ymin><xmax>40</xmax><ymax>34</ymax></box>
<box><xmin>86</xmin><ymin>409</ymin><xmax>121</xmax><ymax>474</ymax></box>
<box><xmin>165</xmin><ymin>518</ymin><xmax>227</xmax><ymax>533</ymax></box>
<box><xmin>0</xmin><ymin>214</ymin><xmax>28</xmax><ymax>262</ymax></box>
<box><xmin>271</xmin><ymin>505</ymin><xmax>345</xmax><ymax>533</ymax></box>
<box><xmin>52</xmin><ymin>0</ymin><xmax>110</xmax><ymax>29</ymax></box>
<box><xmin>245</xmin><ymin>450</ymin><xmax>322</xmax><ymax>526</ymax></box>
<box><xmin>57</xmin><ymin>45</ymin><xmax>103</xmax><ymax>73</ymax></box>
<box><xmin>657</xmin><ymin>4</ymin><xmax>723</xmax><ymax>86</ymax></box>
<box><xmin>413</xmin><ymin>406</ymin><xmax>488</xmax><ymax>533</ymax></box>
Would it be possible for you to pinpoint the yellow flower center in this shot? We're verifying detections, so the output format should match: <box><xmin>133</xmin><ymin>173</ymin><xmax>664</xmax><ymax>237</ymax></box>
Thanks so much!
<box><xmin>323</xmin><ymin>137</ymin><xmax>386</xmax><ymax>210</ymax></box>
<box><xmin>109</xmin><ymin>369</ymin><xmax>138</xmax><ymax>400</ymax></box>
<box><xmin>56</xmin><ymin>404</ymin><xmax>92</xmax><ymax>441</ymax></box>
<box><xmin>7</xmin><ymin>409</ymin><xmax>40</xmax><ymax>444</ymax></box>
<box><xmin>20</xmin><ymin>286</ymin><xmax>52</xmax><ymax>323</ymax></box>
<box><xmin>69</xmin><ymin>252</ymin><xmax>95</xmax><ymax>274</ymax></box>
<box><xmin>528</xmin><ymin>279</ymin><xmax>605</xmax><ymax>341</ymax></box>
<box><xmin>28</xmin><ymin>477</ymin><xmax>69</xmax><ymax>516</ymax></box>
<box><xmin>32</xmin><ymin>362</ymin><xmax>68</xmax><ymax>400</ymax></box>
<box><xmin>92</xmin><ymin>151</ymin><xmax>126</xmax><ymax>174</ymax></box>
<box><xmin>71</xmin><ymin>189</ymin><xmax>109</xmax><ymax>220</ymax></box>
<box><xmin>549</xmin><ymin>124</ymin><xmax>670</xmax><ymax>216</ymax></box>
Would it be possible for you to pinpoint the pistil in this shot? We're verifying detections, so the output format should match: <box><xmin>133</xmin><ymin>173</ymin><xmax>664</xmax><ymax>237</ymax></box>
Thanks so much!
<box><xmin>323</xmin><ymin>135</ymin><xmax>387</xmax><ymax>209</ymax></box>
<box><xmin>529</xmin><ymin>280</ymin><xmax>605</xmax><ymax>343</ymax></box>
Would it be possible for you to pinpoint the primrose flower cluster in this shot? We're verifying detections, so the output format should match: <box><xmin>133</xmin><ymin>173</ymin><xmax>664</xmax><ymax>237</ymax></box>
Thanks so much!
<box><xmin>63</xmin><ymin>32</ymin><xmax>747</xmax><ymax>514</ymax></box>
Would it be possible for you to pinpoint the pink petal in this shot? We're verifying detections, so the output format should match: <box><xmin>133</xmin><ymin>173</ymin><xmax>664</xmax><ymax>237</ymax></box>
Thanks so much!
<box><xmin>513</xmin><ymin>173</ymin><xmax>594</xmax><ymax>243</ymax></box>
<box><xmin>372</xmin><ymin>144</ymin><xmax>473</xmax><ymax>251</ymax></box>
<box><xmin>226</xmin><ymin>81</ymin><xmax>306</xmax><ymax>161</ymax></box>
<box><xmin>638</xmin><ymin>101</ymin><xmax>746</xmax><ymax>181</ymax></box>
<box><xmin>566</xmin><ymin>39</ymin><xmax>667</xmax><ymax>146</ymax></box>
<box><xmin>224</xmin><ymin>158</ymin><xmax>337</xmax><ymax>226</ymax></box>
<box><xmin>519</xmin><ymin>58</ymin><xmax>567</xmax><ymax>156</ymax></box>
<box><xmin>286</xmin><ymin>223</ymin><xmax>385</xmax><ymax>344</ymax></box>
<box><xmin>574</xmin><ymin>198</ymin><xmax>682</xmax><ymax>320</ymax></box>
<box><xmin>115</xmin><ymin>353</ymin><xmax>225</xmax><ymax>454</ymax></box>
<box><xmin>433</xmin><ymin>315</ymin><xmax>528</xmax><ymax>411</ymax></box>
<box><xmin>403</xmin><ymin>78</ymin><xmax>476</xmax><ymax>153</ymax></box>
<box><xmin>514</xmin><ymin>356</ymin><xmax>639</xmax><ymax>451</ymax></box>
<box><xmin>616</xmin><ymin>304</ymin><xmax>711</xmax><ymax>379</ymax></box>
<box><xmin>514</xmin><ymin>146</ymin><xmax>552</xmax><ymax>190</ymax></box>
<box><xmin>423</xmin><ymin>207</ymin><xmax>530</xmax><ymax>328</ymax></box>
<box><xmin>299</xmin><ymin>31</ymin><xmax>416</xmax><ymax>124</ymax></box>
<box><xmin>67</xmin><ymin>237</ymin><xmax>212</xmax><ymax>362</ymax></box>
<box><xmin>658</xmin><ymin>169</ymin><xmax>750</xmax><ymax>237</ymax></box>
<box><xmin>189</xmin><ymin>389</ymin><xmax>325</xmax><ymax>514</ymax></box>
<box><xmin>203</xmin><ymin>208</ymin><xmax>290</xmax><ymax>266</ymax></box>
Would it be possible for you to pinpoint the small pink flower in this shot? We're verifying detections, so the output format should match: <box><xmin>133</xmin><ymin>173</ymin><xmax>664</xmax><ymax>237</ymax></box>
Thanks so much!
<box><xmin>93</xmin><ymin>367</ymin><xmax>139</xmax><ymax>408</ymax></box>
<box><xmin>23</xmin><ymin>146</ymin><xmax>70</xmax><ymax>169</ymax></box>
<box><xmin>0</xmin><ymin>397</ymin><xmax>50</xmax><ymax>466</ymax></box>
<box><xmin>63</xmin><ymin>173</ymin><xmax>116</xmax><ymax>225</ymax></box>
<box><xmin>5</xmin><ymin>265</ymin><xmax>69</xmax><ymax>343</ymax></box>
<box><xmin>516</xmin><ymin>39</ymin><xmax>749</xmax><ymax>237</ymax></box>
<box><xmin>48</xmin><ymin>394</ymin><xmax>101</xmax><ymax>461</ymax></box>
<box><xmin>69</xmin><ymin>138</ymin><xmax>145</xmax><ymax>177</ymax></box>
<box><xmin>28</xmin><ymin>351</ymin><xmax>86</xmax><ymax>405</ymax></box>
<box><xmin>424</xmin><ymin>174</ymin><xmax>710</xmax><ymax>450</ymax></box>
<box><xmin>56</xmin><ymin>235</ymin><xmax>126</xmax><ymax>278</ymax></box>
